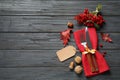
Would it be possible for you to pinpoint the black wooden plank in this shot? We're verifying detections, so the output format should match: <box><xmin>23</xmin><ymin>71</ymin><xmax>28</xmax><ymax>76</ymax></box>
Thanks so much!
<box><xmin>0</xmin><ymin>50</ymin><xmax>119</xmax><ymax>68</ymax></box>
<box><xmin>0</xmin><ymin>33</ymin><xmax>62</xmax><ymax>50</ymax></box>
<box><xmin>0</xmin><ymin>33</ymin><xmax>119</xmax><ymax>50</ymax></box>
<box><xmin>0</xmin><ymin>1</ymin><xmax>119</xmax><ymax>16</ymax></box>
<box><xmin>0</xmin><ymin>16</ymin><xmax>119</xmax><ymax>32</ymax></box>
<box><xmin>0</xmin><ymin>67</ymin><xmax>120</xmax><ymax>80</ymax></box>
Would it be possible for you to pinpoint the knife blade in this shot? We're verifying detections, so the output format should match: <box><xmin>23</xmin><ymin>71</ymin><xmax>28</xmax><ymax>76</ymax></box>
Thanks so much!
<box><xmin>85</xmin><ymin>27</ymin><xmax>92</xmax><ymax>49</ymax></box>
<box><xmin>85</xmin><ymin>27</ymin><xmax>99</xmax><ymax>72</ymax></box>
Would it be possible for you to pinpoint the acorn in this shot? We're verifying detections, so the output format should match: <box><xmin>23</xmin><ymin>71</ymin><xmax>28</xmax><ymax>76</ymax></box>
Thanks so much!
<box><xmin>67</xmin><ymin>22</ymin><xmax>74</xmax><ymax>28</ymax></box>
<box><xmin>69</xmin><ymin>61</ymin><xmax>74</xmax><ymax>70</ymax></box>
<box><xmin>74</xmin><ymin>56</ymin><xmax>82</xmax><ymax>64</ymax></box>
<box><xmin>74</xmin><ymin>66</ymin><xmax>83</xmax><ymax>74</ymax></box>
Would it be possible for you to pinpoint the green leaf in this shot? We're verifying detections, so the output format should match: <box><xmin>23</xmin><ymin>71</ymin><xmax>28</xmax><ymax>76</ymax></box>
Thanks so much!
<box><xmin>96</xmin><ymin>4</ymin><xmax>102</xmax><ymax>12</ymax></box>
<box><xmin>94</xmin><ymin>23</ymin><xmax>100</xmax><ymax>30</ymax></box>
<box><xmin>91</xmin><ymin>11</ymin><xmax>98</xmax><ymax>16</ymax></box>
<box><xmin>91</xmin><ymin>4</ymin><xmax>102</xmax><ymax>15</ymax></box>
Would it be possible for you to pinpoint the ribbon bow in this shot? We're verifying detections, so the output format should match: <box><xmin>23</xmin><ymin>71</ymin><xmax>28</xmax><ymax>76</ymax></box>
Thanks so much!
<box><xmin>82</xmin><ymin>48</ymin><xmax>96</xmax><ymax>54</ymax></box>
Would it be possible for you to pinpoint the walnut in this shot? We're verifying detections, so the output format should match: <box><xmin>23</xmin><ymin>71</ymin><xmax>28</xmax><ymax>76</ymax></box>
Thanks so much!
<box><xmin>74</xmin><ymin>56</ymin><xmax>82</xmax><ymax>64</ymax></box>
<box><xmin>74</xmin><ymin>66</ymin><xmax>83</xmax><ymax>74</ymax></box>
<box><xmin>69</xmin><ymin>61</ymin><xmax>74</xmax><ymax>70</ymax></box>
<box><xmin>67</xmin><ymin>22</ymin><xmax>74</xmax><ymax>28</ymax></box>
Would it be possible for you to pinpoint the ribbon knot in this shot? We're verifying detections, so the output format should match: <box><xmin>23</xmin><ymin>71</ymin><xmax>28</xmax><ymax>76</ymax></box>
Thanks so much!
<box><xmin>82</xmin><ymin>48</ymin><xmax>96</xmax><ymax>54</ymax></box>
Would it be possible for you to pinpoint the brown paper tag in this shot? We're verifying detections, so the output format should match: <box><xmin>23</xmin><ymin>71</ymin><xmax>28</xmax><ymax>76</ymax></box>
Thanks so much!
<box><xmin>56</xmin><ymin>45</ymin><xmax>76</xmax><ymax>62</ymax></box>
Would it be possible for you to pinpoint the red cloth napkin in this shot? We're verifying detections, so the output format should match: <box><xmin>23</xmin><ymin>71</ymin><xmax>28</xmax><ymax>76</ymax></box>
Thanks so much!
<box><xmin>74</xmin><ymin>27</ymin><xmax>109</xmax><ymax>77</ymax></box>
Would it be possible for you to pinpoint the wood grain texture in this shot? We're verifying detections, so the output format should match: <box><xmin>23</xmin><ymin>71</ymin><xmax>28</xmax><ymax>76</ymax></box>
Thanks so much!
<box><xmin>0</xmin><ymin>50</ymin><xmax>119</xmax><ymax>68</ymax></box>
<box><xmin>0</xmin><ymin>33</ymin><xmax>119</xmax><ymax>50</ymax></box>
<box><xmin>0</xmin><ymin>1</ymin><xmax>119</xmax><ymax>16</ymax></box>
<box><xmin>0</xmin><ymin>67</ymin><xmax>120</xmax><ymax>80</ymax></box>
<box><xmin>0</xmin><ymin>0</ymin><xmax>120</xmax><ymax>80</ymax></box>
<box><xmin>0</xmin><ymin>16</ymin><xmax>119</xmax><ymax>32</ymax></box>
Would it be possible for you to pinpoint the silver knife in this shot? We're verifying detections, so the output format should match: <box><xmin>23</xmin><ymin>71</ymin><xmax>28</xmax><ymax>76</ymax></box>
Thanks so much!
<box><xmin>85</xmin><ymin>27</ymin><xmax>99</xmax><ymax>72</ymax></box>
<box><xmin>85</xmin><ymin>27</ymin><xmax>92</xmax><ymax>48</ymax></box>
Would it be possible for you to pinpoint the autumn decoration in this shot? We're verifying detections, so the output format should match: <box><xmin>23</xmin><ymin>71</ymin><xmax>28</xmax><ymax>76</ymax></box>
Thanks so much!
<box><xmin>57</xmin><ymin>4</ymin><xmax>113</xmax><ymax>77</ymax></box>
<box><xmin>101</xmin><ymin>33</ymin><xmax>112</xmax><ymax>43</ymax></box>
<box><xmin>60</xmin><ymin>22</ymin><xmax>73</xmax><ymax>46</ymax></box>
<box><xmin>74</xmin><ymin>4</ymin><xmax>104</xmax><ymax>29</ymax></box>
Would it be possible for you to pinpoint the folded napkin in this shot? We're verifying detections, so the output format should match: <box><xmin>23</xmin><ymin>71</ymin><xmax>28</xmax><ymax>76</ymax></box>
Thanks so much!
<box><xmin>74</xmin><ymin>27</ymin><xmax>109</xmax><ymax>77</ymax></box>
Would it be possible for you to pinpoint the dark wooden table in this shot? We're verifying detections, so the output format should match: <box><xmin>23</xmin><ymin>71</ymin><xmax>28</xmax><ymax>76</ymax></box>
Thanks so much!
<box><xmin>0</xmin><ymin>0</ymin><xmax>120</xmax><ymax>80</ymax></box>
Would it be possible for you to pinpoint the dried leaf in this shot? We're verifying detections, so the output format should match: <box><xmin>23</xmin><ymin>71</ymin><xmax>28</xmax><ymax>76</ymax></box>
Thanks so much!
<box><xmin>60</xmin><ymin>29</ymin><xmax>72</xmax><ymax>46</ymax></box>
<box><xmin>101</xmin><ymin>33</ymin><xmax>112</xmax><ymax>42</ymax></box>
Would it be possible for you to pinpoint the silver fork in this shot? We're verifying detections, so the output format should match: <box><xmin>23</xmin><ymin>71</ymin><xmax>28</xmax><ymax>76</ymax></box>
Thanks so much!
<box><xmin>80</xmin><ymin>28</ymin><xmax>95</xmax><ymax>73</ymax></box>
<box><xmin>80</xmin><ymin>30</ymin><xmax>87</xmax><ymax>48</ymax></box>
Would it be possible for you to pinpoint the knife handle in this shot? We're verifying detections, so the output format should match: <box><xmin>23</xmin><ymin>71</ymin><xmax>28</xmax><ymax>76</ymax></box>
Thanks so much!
<box><xmin>85</xmin><ymin>46</ymin><xmax>95</xmax><ymax>73</ymax></box>
<box><xmin>92</xmin><ymin>55</ymin><xmax>99</xmax><ymax>72</ymax></box>
<box><xmin>86</xmin><ymin>53</ymin><xmax>95</xmax><ymax>73</ymax></box>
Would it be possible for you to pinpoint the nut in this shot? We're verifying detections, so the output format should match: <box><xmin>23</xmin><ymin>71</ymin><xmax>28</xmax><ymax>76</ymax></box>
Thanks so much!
<box><xmin>67</xmin><ymin>22</ymin><xmax>74</xmax><ymax>28</ymax></box>
<box><xmin>74</xmin><ymin>56</ymin><xmax>82</xmax><ymax>64</ymax></box>
<box><xmin>69</xmin><ymin>61</ymin><xmax>74</xmax><ymax>70</ymax></box>
<box><xmin>74</xmin><ymin>66</ymin><xmax>83</xmax><ymax>74</ymax></box>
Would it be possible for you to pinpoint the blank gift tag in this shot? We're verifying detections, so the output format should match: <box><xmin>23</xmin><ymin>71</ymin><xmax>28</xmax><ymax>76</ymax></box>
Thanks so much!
<box><xmin>56</xmin><ymin>45</ymin><xmax>76</xmax><ymax>62</ymax></box>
